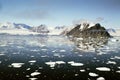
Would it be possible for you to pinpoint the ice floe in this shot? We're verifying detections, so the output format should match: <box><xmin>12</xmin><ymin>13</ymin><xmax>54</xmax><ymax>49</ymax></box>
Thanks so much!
<box><xmin>29</xmin><ymin>78</ymin><xmax>38</xmax><ymax>80</ymax></box>
<box><xmin>106</xmin><ymin>61</ymin><xmax>116</xmax><ymax>64</ymax></box>
<box><xmin>26</xmin><ymin>68</ymin><xmax>31</xmax><ymax>70</ymax></box>
<box><xmin>45</xmin><ymin>61</ymin><xmax>66</xmax><ymax>67</ymax></box>
<box><xmin>11</xmin><ymin>63</ymin><xmax>24</xmax><ymax>68</ymax></box>
<box><xmin>30</xmin><ymin>72</ymin><xmax>41</xmax><ymax>76</ymax></box>
<box><xmin>45</xmin><ymin>61</ymin><xmax>56</xmax><ymax>68</ymax></box>
<box><xmin>55</xmin><ymin>61</ymin><xmax>66</xmax><ymax>64</ymax></box>
<box><xmin>96</xmin><ymin>67</ymin><xmax>110</xmax><ymax>71</ymax></box>
<box><xmin>71</xmin><ymin>62</ymin><xmax>84</xmax><ymax>67</ymax></box>
<box><xmin>68</xmin><ymin>61</ymin><xmax>84</xmax><ymax>66</ymax></box>
<box><xmin>28</xmin><ymin>60</ymin><xmax>36</xmax><ymax>63</ymax></box>
<box><xmin>80</xmin><ymin>69</ymin><xmax>85</xmax><ymax>72</ymax></box>
<box><xmin>97</xmin><ymin>77</ymin><xmax>105</xmax><ymax>80</ymax></box>
<box><xmin>89</xmin><ymin>72</ymin><xmax>98</xmax><ymax>77</ymax></box>
<box><xmin>116</xmin><ymin>71</ymin><xmax>120</xmax><ymax>73</ymax></box>
<box><xmin>68</xmin><ymin>61</ymin><xmax>75</xmax><ymax>64</ymax></box>
<box><xmin>0</xmin><ymin>53</ymin><xmax>5</xmax><ymax>56</ymax></box>
<box><xmin>60</xmin><ymin>50</ymin><xmax>66</xmax><ymax>52</ymax></box>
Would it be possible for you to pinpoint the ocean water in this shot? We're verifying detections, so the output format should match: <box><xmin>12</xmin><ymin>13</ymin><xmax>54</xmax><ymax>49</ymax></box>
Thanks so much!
<box><xmin>0</xmin><ymin>35</ymin><xmax>120</xmax><ymax>80</ymax></box>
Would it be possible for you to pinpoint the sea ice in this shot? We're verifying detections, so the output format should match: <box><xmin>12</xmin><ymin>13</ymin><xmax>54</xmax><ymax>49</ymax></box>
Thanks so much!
<box><xmin>71</xmin><ymin>62</ymin><xmax>84</xmax><ymax>67</ymax></box>
<box><xmin>60</xmin><ymin>50</ymin><xmax>66</xmax><ymax>52</ymax></box>
<box><xmin>96</xmin><ymin>67</ymin><xmax>110</xmax><ymax>71</ymax></box>
<box><xmin>11</xmin><ymin>63</ymin><xmax>24</xmax><ymax>68</ymax></box>
<box><xmin>45</xmin><ymin>61</ymin><xmax>56</xmax><ymax>68</ymax></box>
<box><xmin>28</xmin><ymin>60</ymin><xmax>36</xmax><ymax>63</ymax></box>
<box><xmin>80</xmin><ymin>69</ymin><xmax>85</xmax><ymax>72</ymax></box>
<box><xmin>29</xmin><ymin>78</ymin><xmax>38</xmax><ymax>80</ymax></box>
<box><xmin>116</xmin><ymin>71</ymin><xmax>120</xmax><ymax>73</ymax></box>
<box><xmin>30</xmin><ymin>72</ymin><xmax>41</xmax><ymax>76</ymax></box>
<box><xmin>55</xmin><ymin>61</ymin><xmax>66</xmax><ymax>64</ymax></box>
<box><xmin>89</xmin><ymin>72</ymin><xmax>98</xmax><ymax>77</ymax></box>
<box><xmin>106</xmin><ymin>61</ymin><xmax>116</xmax><ymax>64</ymax></box>
<box><xmin>96</xmin><ymin>77</ymin><xmax>105</xmax><ymax>80</ymax></box>
<box><xmin>68</xmin><ymin>61</ymin><xmax>75</xmax><ymax>64</ymax></box>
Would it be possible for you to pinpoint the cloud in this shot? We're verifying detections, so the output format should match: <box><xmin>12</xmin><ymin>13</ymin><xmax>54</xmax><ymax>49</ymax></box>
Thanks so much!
<box><xmin>15</xmin><ymin>9</ymin><xmax>50</xmax><ymax>20</ymax></box>
<box><xmin>72</xmin><ymin>19</ymin><xmax>95</xmax><ymax>25</ymax></box>
<box><xmin>95</xmin><ymin>17</ymin><xmax>104</xmax><ymax>22</ymax></box>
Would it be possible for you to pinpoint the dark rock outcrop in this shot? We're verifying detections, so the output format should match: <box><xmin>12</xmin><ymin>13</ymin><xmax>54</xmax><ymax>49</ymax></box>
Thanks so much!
<box><xmin>67</xmin><ymin>23</ymin><xmax>111</xmax><ymax>38</ymax></box>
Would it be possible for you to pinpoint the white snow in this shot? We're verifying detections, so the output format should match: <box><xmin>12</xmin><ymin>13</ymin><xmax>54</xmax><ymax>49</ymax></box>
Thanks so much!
<box><xmin>89</xmin><ymin>72</ymin><xmax>98</xmax><ymax>77</ymax></box>
<box><xmin>97</xmin><ymin>77</ymin><xmax>105</xmax><ymax>80</ymax></box>
<box><xmin>30</xmin><ymin>72</ymin><xmax>41</xmax><ymax>76</ymax></box>
<box><xmin>96</xmin><ymin>67</ymin><xmax>110</xmax><ymax>71</ymax></box>
<box><xmin>11</xmin><ymin>63</ymin><xmax>24</xmax><ymax>68</ymax></box>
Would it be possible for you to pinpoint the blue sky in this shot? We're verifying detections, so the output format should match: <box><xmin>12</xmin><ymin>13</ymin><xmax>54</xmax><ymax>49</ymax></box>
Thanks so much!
<box><xmin>0</xmin><ymin>0</ymin><xmax>120</xmax><ymax>28</ymax></box>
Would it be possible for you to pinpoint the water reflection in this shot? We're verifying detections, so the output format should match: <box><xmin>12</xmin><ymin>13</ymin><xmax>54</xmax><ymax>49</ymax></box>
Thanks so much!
<box><xmin>68</xmin><ymin>37</ymin><xmax>108</xmax><ymax>52</ymax></box>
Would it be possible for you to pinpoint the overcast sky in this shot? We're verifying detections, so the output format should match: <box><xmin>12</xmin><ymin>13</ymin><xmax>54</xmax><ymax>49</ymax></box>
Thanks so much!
<box><xmin>0</xmin><ymin>0</ymin><xmax>120</xmax><ymax>28</ymax></box>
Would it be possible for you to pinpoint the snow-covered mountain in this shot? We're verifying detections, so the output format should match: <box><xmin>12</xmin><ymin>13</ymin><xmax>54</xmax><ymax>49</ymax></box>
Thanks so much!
<box><xmin>0</xmin><ymin>22</ymin><xmax>31</xmax><ymax>30</ymax></box>
<box><xmin>0</xmin><ymin>22</ymin><xmax>67</xmax><ymax>35</ymax></box>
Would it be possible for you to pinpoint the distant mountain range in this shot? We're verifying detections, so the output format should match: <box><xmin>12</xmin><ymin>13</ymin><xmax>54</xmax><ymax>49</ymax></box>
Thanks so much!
<box><xmin>0</xmin><ymin>22</ymin><xmax>119</xmax><ymax>36</ymax></box>
<box><xmin>0</xmin><ymin>22</ymin><xmax>67</xmax><ymax>35</ymax></box>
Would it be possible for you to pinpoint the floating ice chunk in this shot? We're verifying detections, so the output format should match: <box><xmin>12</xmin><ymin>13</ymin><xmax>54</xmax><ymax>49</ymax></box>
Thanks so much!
<box><xmin>29</xmin><ymin>60</ymin><xmax>36</xmax><ymax>63</ymax></box>
<box><xmin>55</xmin><ymin>61</ymin><xmax>65</xmax><ymax>64</ymax></box>
<box><xmin>31</xmin><ymin>49</ymin><xmax>39</xmax><ymax>52</ymax></box>
<box><xmin>68</xmin><ymin>61</ymin><xmax>75</xmax><ymax>64</ymax></box>
<box><xmin>40</xmin><ymin>44</ymin><xmax>46</xmax><ymax>47</ymax></box>
<box><xmin>110</xmin><ymin>38</ymin><xmax>118</xmax><ymax>42</ymax></box>
<box><xmin>0</xmin><ymin>61</ymin><xmax>1</xmax><ymax>64</ymax></box>
<box><xmin>114</xmin><ymin>56</ymin><xmax>120</xmax><ymax>59</ymax></box>
<box><xmin>11</xmin><ymin>63</ymin><xmax>24</xmax><ymax>68</ymax></box>
<box><xmin>118</xmin><ymin>67</ymin><xmax>120</xmax><ymax>69</ymax></box>
<box><xmin>30</xmin><ymin>72</ymin><xmax>41</xmax><ymax>76</ymax></box>
<box><xmin>52</xmin><ymin>50</ymin><xmax>56</xmax><ymax>53</ymax></box>
<box><xmin>29</xmin><ymin>78</ymin><xmax>38</xmax><ymax>80</ymax></box>
<box><xmin>106</xmin><ymin>61</ymin><xmax>116</xmax><ymax>64</ymax></box>
<box><xmin>0</xmin><ymin>53</ymin><xmax>5</xmax><ymax>56</ymax></box>
<box><xmin>26</xmin><ymin>68</ymin><xmax>31</xmax><ymax>70</ymax></box>
<box><xmin>17</xmin><ymin>46</ymin><xmax>24</xmax><ymax>49</ymax></box>
<box><xmin>71</xmin><ymin>62</ymin><xmax>84</xmax><ymax>67</ymax></box>
<box><xmin>45</xmin><ymin>61</ymin><xmax>56</xmax><ymax>68</ymax></box>
<box><xmin>80</xmin><ymin>69</ymin><xmax>85</xmax><ymax>72</ymax></box>
<box><xmin>60</xmin><ymin>50</ymin><xmax>66</xmax><ymax>52</ymax></box>
<box><xmin>89</xmin><ymin>72</ymin><xmax>98</xmax><ymax>77</ymax></box>
<box><xmin>97</xmin><ymin>77</ymin><xmax>105</xmax><ymax>80</ymax></box>
<box><xmin>116</xmin><ymin>71</ymin><xmax>120</xmax><ymax>73</ymax></box>
<box><xmin>75</xmin><ymin>74</ymin><xmax>79</xmax><ymax>76</ymax></box>
<box><xmin>96</xmin><ymin>67</ymin><xmax>110</xmax><ymax>71</ymax></box>
<box><xmin>41</xmin><ymin>49</ymin><xmax>47</xmax><ymax>51</ymax></box>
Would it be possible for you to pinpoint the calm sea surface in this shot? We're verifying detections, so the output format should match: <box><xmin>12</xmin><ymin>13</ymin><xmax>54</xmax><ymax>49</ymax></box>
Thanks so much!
<box><xmin>0</xmin><ymin>35</ymin><xmax>120</xmax><ymax>80</ymax></box>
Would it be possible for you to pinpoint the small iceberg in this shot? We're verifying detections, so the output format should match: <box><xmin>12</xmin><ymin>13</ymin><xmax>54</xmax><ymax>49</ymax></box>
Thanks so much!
<box><xmin>28</xmin><ymin>60</ymin><xmax>36</xmax><ymax>63</ymax></box>
<box><xmin>45</xmin><ymin>61</ymin><xmax>56</xmax><ymax>68</ymax></box>
<box><xmin>96</xmin><ymin>67</ymin><xmax>110</xmax><ymax>71</ymax></box>
<box><xmin>30</xmin><ymin>72</ymin><xmax>41</xmax><ymax>76</ymax></box>
<box><xmin>11</xmin><ymin>63</ymin><xmax>24</xmax><ymax>68</ymax></box>
<box><xmin>71</xmin><ymin>62</ymin><xmax>84</xmax><ymax>67</ymax></box>
<box><xmin>106</xmin><ymin>61</ymin><xmax>116</xmax><ymax>64</ymax></box>
<box><xmin>29</xmin><ymin>78</ymin><xmax>38</xmax><ymax>80</ymax></box>
<box><xmin>97</xmin><ymin>77</ymin><xmax>105</xmax><ymax>80</ymax></box>
<box><xmin>55</xmin><ymin>61</ymin><xmax>65</xmax><ymax>64</ymax></box>
<box><xmin>89</xmin><ymin>72</ymin><xmax>98</xmax><ymax>77</ymax></box>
